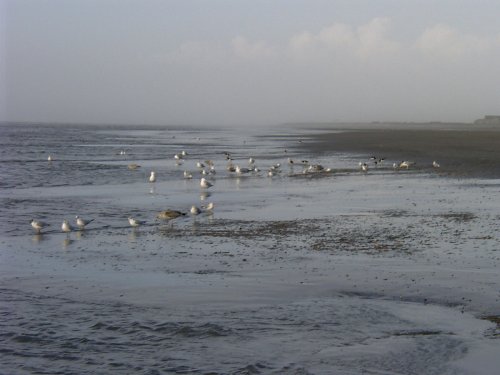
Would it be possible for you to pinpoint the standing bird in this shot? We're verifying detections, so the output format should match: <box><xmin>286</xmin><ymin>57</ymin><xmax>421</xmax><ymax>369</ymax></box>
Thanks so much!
<box><xmin>399</xmin><ymin>161</ymin><xmax>411</xmax><ymax>169</ymax></box>
<box><xmin>156</xmin><ymin>210</ymin><xmax>185</xmax><ymax>221</ymax></box>
<box><xmin>47</xmin><ymin>155</ymin><xmax>53</xmax><ymax>162</ymax></box>
<box><xmin>202</xmin><ymin>202</ymin><xmax>215</xmax><ymax>212</ymax></box>
<box><xmin>432</xmin><ymin>161</ymin><xmax>440</xmax><ymax>168</ymax></box>
<box><xmin>31</xmin><ymin>219</ymin><xmax>49</xmax><ymax>234</ymax></box>
<box><xmin>75</xmin><ymin>216</ymin><xmax>94</xmax><ymax>230</ymax></box>
<box><xmin>200</xmin><ymin>178</ymin><xmax>213</xmax><ymax>189</ymax></box>
<box><xmin>128</xmin><ymin>217</ymin><xmax>146</xmax><ymax>227</ymax></box>
<box><xmin>190</xmin><ymin>205</ymin><xmax>202</xmax><ymax>215</ymax></box>
<box><xmin>235</xmin><ymin>165</ymin><xmax>251</xmax><ymax>174</ymax></box>
<box><xmin>61</xmin><ymin>219</ymin><xmax>73</xmax><ymax>233</ymax></box>
<box><xmin>149</xmin><ymin>171</ymin><xmax>156</xmax><ymax>183</ymax></box>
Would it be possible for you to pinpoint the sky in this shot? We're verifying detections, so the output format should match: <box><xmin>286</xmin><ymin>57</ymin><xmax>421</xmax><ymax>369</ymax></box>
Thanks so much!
<box><xmin>1</xmin><ymin>0</ymin><xmax>500</xmax><ymax>126</ymax></box>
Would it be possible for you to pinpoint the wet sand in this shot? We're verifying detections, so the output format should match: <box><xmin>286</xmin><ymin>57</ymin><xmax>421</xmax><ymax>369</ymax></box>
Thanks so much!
<box><xmin>1</xmin><ymin>123</ymin><xmax>499</xmax><ymax>374</ymax></box>
<box><xmin>297</xmin><ymin>126</ymin><xmax>500</xmax><ymax>178</ymax></box>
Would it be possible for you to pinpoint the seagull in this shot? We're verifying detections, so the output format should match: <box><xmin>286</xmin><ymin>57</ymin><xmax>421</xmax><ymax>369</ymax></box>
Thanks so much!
<box><xmin>306</xmin><ymin>164</ymin><xmax>325</xmax><ymax>173</ymax></box>
<box><xmin>196</xmin><ymin>162</ymin><xmax>205</xmax><ymax>169</ymax></box>
<box><xmin>128</xmin><ymin>217</ymin><xmax>146</xmax><ymax>227</ymax></box>
<box><xmin>360</xmin><ymin>163</ymin><xmax>368</xmax><ymax>172</ymax></box>
<box><xmin>248</xmin><ymin>157</ymin><xmax>255</xmax><ymax>165</ymax></box>
<box><xmin>432</xmin><ymin>161</ymin><xmax>440</xmax><ymax>168</ymax></box>
<box><xmin>190</xmin><ymin>205</ymin><xmax>202</xmax><ymax>215</ymax></box>
<box><xmin>399</xmin><ymin>161</ymin><xmax>411</xmax><ymax>169</ymax></box>
<box><xmin>149</xmin><ymin>171</ymin><xmax>156</xmax><ymax>183</ymax></box>
<box><xmin>200</xmin><ymin>177</ymin><xmax>213</xmax><ymax>189</ymax></box>
<box><xmin>236</xmin><ymin>165</ymin><xmax>251</xmax><ymax>174</ymax></box>
<box><xmin>31</xmin><ymin>219</ymin><xmax>49</xmax><ymax>234</ymax></box>
<box><xmin>75</xmin><ymin>216</ymin><xmax>94</xmax><ymax>230</ymax></box>
<box><xmin>61</xmin><ymin>219</ymin><xmax>73</xmax><ymax>233</ymax></box>
<box><xmin>202</xmin><ymin>202</ymin><xmax>215</xmax><ymax>212</ymax></box>
<box><xmin>156</xmin><ymin>210</ymin><xmax>185</xmax><ymax>221</ymax></box>
<box><xmin>268</xmin><ymin>169</ymin><xmax>278</xmax><ymax>177</ymax></box>
<box><xmin>47</xmin><ymin>155</ymin><xmax>53</xmax><ymax>162</ymax></box>
<box><xmin>128</xmin><ymin>163</ymin><xmax>141</xmax><ymax>170</ymax></box>
<box><xmin>183</xmin><ymin>170</ymin><xmax>193</xmax><ymax>179</ymax></box>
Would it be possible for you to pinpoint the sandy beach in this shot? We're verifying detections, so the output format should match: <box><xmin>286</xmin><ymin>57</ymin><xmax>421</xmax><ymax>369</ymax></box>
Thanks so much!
<box><xmin>1</xmin><ymin>123</ymin><xmax>499</xmax><ymax>374</ymax></box>
<box><xmin>296</xmin><ymin>125</ymin><xmax>500</xmax><ymax>178</ymax></box>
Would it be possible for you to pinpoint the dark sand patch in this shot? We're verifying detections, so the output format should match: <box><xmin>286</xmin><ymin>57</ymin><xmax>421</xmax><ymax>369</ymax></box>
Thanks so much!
<box><xmin>482</xmin><ymin>316</ymin><xmax>500</xmax><ymax>338</ymax></box>
<box><xmin>296</xmin><ymin>128</ymin><xmax>500</xmax><ymax>178</ymax></box>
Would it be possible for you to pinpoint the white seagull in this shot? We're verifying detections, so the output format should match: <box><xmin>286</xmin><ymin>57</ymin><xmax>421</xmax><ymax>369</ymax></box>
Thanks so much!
<box><xmin>31</xmin><ymin>219</ymin><xmax>49</xmax><ymax>234</ymax></box>
<box><xmin>432</xmin><ymin>161</ymin><xmax>440</xmax><ymax>168</ymax></box>
<box><xmin>399</xmin><ymin>161</ymin><xmax>411</xmax><ymax>169</ymax></box>
<box><xmin>183</xmin><ymin>170</ymin><xmax>193</xmax><ymax>179</ymax></box>
<box><xmin>267</xmin><ymin>169</ymin><xmax>278</xmax><ymax>177</ymax></box>
<box><xmin>236</xmin><ymin>165</ymin><xmax>251</xmax><ymax>174</ymax></box>
<box><xmin>200</xmin><ymin>177</ymin><xmax>213</xmax><ymax>189</ymax></box>
<box><xmin>203</xmin><ymin>202</ymin><xmax>215</xmax><ymax>212</ymax></box>
<box><xmin>190</xmin><ymin>205</ymin><xmax>202</xmax><ymax>215</ymax></box>
<box><xmin>149</xmin><ymin>171</ymin><xmax>156</xmax><ymax>183</ymax></box>
<box><xmin>61</xmin><ymin>219</ymin><xmax>73</xmax><ymax>233</ymax></box>
<box><xmin>128</xmin><ymin>217</ymin><xmax>146</xmax><ymax>227</ymax></box>
<box><xmin>47</xmin><ymin>155</ymin><xmax>53</xmax><ymax>162</ymax></box>
<box><xmin>75</xmin><ymin>216</ymin><xmax>94</xmax><ymax>230</ymax></box>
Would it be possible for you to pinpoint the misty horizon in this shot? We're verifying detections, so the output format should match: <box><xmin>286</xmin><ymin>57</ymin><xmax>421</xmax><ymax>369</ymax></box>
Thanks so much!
<box><xmin>0</xmin><ymin>118</ymin><xmax>489</xmax><ymax>129</ymax></box>
<box><xmin>2</xmin><ymin>1</ymin><xmax>500</xmax><ymax>126</ymax></box>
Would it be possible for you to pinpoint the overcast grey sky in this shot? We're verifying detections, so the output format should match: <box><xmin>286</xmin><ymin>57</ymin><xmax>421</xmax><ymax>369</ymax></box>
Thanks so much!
<box><xmin>1</xmin><ymin>0</ymin><xmax>500</xmax><ymax>126</ymax></box>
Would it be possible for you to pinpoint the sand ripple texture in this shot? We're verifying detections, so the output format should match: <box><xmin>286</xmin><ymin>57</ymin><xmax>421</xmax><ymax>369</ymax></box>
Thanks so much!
<box><xmin>1</xmin><ymin>287</ymin><xmax>489</xmax><ymax>375</ymax></box>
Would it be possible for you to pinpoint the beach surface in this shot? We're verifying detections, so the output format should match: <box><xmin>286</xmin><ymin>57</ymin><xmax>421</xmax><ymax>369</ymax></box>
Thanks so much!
<box><xmin>298</xmin><ymin>125</ymin><xmax>500</xmax><ymax>178</ymax></box>
<box><xmin>0</xmin><ymin>123</ymin><xmax>499</xmax><ymax>374</ymax></box>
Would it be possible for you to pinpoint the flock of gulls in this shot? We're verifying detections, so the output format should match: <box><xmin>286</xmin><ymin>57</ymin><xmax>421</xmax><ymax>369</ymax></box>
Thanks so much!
<box><xmin>32</xmin><ymin>151</ymin><xmax>441</xmax><ymax>235</ymax></box>
<box><xmin>31</xmin><ymin>215</ymin><xmax>95</xmax><ymax>235</ymax></box>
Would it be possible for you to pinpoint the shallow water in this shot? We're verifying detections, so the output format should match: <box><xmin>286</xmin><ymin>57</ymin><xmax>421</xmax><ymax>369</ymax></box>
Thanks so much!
<box><xmin>0</xmin><ymin>123</ymin><xmax>499</xmax><ymax>374</ymax></box>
